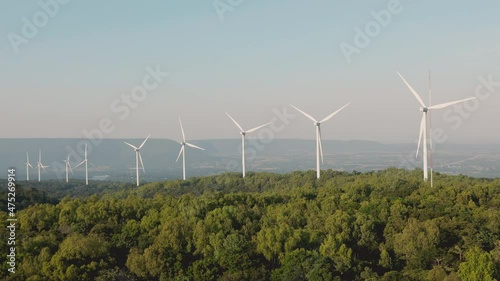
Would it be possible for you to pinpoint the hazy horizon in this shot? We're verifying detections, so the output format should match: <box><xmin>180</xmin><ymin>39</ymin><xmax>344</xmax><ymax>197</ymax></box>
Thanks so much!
<box><xmin>2</xmin><ymin>1</ymin><xmax>500</xmax><ymax>143</ymax></box>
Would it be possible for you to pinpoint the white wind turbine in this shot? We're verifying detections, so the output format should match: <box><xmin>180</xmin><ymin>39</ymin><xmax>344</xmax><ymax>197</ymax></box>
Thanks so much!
<box><xmin>63</xmin><ymin>155</ymin><xmax>73</xmax><ymax>183</ymax></box>
<box><xmin>290</xmin><ymin>103</ymin><xmax>351</xmax><ymax>179</ymax></box>
<box><xmin>25</xmin><ymin>151</ymin><xmax>33</xmax><ymax>181</ymax></box>
<box><xmin>124</xmin><ymin>134</ymin><xmax>151</xmax><ymax>186</ymax></box>
<box><xmin>176</xmin><ymin>118</ymin><xmax>205</xmax><ymax>180</ymax></box>
<box><xmin>226</xmin><ymin>113</ymin><xmax>271</xmax><ymax>178</ymax></box>
<box><xmin>397</xmin><ymin>72</ymin><xmax>477</xmax><ymax>182</ymax></box>
<box><xmin>75</xmin><ymin>143</ymin><xmax>94</xmax><ymax>185</ymax></box>
<box><xmin>36</xmin><ymin>150</ymin><xmax>50</xmax><ymax>182</ymax></box>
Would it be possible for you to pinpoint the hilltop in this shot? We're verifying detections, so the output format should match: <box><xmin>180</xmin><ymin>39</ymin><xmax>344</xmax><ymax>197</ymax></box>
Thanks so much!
<box><xmin>1</xmin><ymin>138</ymin><xmax>500</xmax><ymax>182</ymax></box>
<box><xmin>1</xmin><ymin>169</ymin><xmax>499</xmax><ymax>280</ymax></box>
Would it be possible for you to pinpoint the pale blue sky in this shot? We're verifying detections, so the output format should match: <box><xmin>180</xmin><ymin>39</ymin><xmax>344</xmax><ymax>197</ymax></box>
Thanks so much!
<box><xmin>1</xmin><ymin>0</ymin><xmax>499</xmax><ymax>143</ymax></box>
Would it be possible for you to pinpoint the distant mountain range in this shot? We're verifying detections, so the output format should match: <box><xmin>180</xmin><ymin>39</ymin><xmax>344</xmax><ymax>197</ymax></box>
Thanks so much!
<box><xmin>1</xmin><ymin>138</ymin><xmax>499</xmax><ymax>181</ymax></box>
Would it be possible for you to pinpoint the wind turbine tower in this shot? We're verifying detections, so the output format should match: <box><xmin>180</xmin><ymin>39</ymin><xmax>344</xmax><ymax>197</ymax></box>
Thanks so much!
<box><xmin>176</xmin><ymin>118</ymin><xmax>205</xmax><ymax>180</ymax></box>
<box><xmin>290</xmin><ymin>103</ymin><xmax>350</xmax><ymax>179</ymax></box>
<box><xmin>63</xmin><ymin>155</ymin><xmax>73</xmax><ymax>183</ymax></box>
<box><xmin>25</xmin><ymin>151</ymin><xmax>33</xmax><ymax>181</ymax></box>
<box><xmin>36</xmin><ymin>150</ymin><xmax>49</xmax><ymax>182</ymax></box>
<box><xmin>226</xmin><ymin>112</ymin><xmax>270</xmax><ymax>178</ymax></box>
<box><xmin>397</xmin><ymin>72</ymin><xmax>477</xmax><ymax>182</ymax></box>
<box><xmin>75</xmin><ymin>143</ymin><xmax>93</xmax><ymax>185</ymax></box>
<box><xmin>124</xmin><ymin>134</ymin><xmax>151</xmax><ymax>186</ymax></box>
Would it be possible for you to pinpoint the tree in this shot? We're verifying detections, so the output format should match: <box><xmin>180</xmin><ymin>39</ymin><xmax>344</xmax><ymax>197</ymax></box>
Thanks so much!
<box><xmin>458</xmin><ymin>246</ymin><xmax>497</xmax><ymax>281</ymax></box>
<box><xmin>394</xmin><ymin>218</ymin><xmax>439</xmax><ymax>269</ymax></box>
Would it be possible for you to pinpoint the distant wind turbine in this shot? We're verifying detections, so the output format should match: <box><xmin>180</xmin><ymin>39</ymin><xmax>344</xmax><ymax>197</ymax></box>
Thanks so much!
<box><xmin>290</xmin><ymin>103</ymin><xmax>351</xmax><ymax>179</ymax></box>
<box><xmin>36</xmin><ymin>150</ymin><xmax>49</xmax><ymax>182</ymax></box>
<box><xmin>63</xmin><ymin>155</ymin><xmax>73</xmax><ymax>183</ymax></box>
<box><xmin>397</xmin><ymin>71</ymin><xmax>477</xmax><ymax>182</ymax></box>
<box><xmin>75</xmin><ymin>143</ymin><xmax>94</xmax><ymax>185</ymax></box>
<box><xmin>124</xmin><ymin>134</ymin><xmax>150</xmax><ymax>186</ymax></box>
<box><xmin>176</xmin><ymin>118</ymin><xmax>205</xmax><ymax>180</ymax></box>
<box><xmin>25</xmin><ymin>151</ymin><xmax>33</xmax><ymax>181</ymax></box>
<box><xmin>226</xmin><ymin>112</ymin><xmax>271</xmax><ymax>178</ymax></box>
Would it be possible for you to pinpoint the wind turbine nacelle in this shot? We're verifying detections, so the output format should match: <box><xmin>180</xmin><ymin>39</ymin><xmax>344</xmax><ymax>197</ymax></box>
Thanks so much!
<box><xmin>240</xmin><ymin>132</ymin><xmax>246</xmax><ymax>136</ymax></box>
<box><xmin>420</xmin><ymin>107</ymin><xmax>428</xmax><ymax>113</ymax></box>
<box><xmin>315</xmin><ymin>122</ymin><xmax>321</xmax><ymax>126</ymax></box>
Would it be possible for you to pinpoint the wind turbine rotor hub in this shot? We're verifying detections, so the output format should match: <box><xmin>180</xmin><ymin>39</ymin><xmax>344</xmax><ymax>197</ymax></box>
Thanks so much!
<box><xmin>315</xmin><ymin>122</ymin><xmax>321</xmax><ymax>126</ymax></box>
<box><xmin>420</xmin><ymin>107</ymin><xmax>428</xmax><ymax>113</ymax></box>
<box><xmin>241</xmin><ymin>132</ymin><xmax>246</xmax><ymax>136</ymax></box>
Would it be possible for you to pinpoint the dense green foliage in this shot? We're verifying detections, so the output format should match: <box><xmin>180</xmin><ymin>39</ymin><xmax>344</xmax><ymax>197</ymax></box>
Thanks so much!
<box><xmin>1</xmin><ymin>169</ymin><xmax>499</xmax><ymax>280</ymax></box>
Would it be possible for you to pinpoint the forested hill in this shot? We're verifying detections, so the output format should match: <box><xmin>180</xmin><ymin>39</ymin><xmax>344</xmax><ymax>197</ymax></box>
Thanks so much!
<box><xmin>1</xmin><ymin>169</ymin><xmax>499</xmax><ymax>280</ymax></box>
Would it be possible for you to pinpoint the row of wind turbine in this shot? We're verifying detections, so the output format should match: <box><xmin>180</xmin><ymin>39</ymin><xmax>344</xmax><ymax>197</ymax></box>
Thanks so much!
<box><xmin>25</xmin><ymin>73</ymin><xmax>477</xmax><ymax>186</ymax></box>
<box><xmin>26</xmin><ymin>144</ymin><xmax>94</xmax><ymax>184</ymax></box>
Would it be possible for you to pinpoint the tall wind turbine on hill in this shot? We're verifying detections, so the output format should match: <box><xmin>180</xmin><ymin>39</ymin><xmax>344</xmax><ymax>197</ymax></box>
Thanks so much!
<box><xmin>176</xmin><ymin>118</ymin><xmax>205</xmax><ymax>180</ymax></box>
<box><xmin>290</xmin><ymin>103</ymin><xmax>350</xmax><ymax>179</ymax></box>
<box><xmin>397</xmin><ymin>72</ymin><xmax>477</xmax><ymax>182</ymax></box>
<box><xmin>63</xmin><ymin>155</ymin><xmax>73</xmax><ymax>183</ymax></box>
<box><xmin>124</xmin><ymin>134</ymin><xmax>150</xmax><ymax>186</ymax></box>
<box><xmin>75</xmin><ymin>143</ymin><xmax>93</xmax><ymax>185</ymax></box>
<box><xmin>36</xmin><ymin>150</ymin><xmax>49</xmax><ymax>182</ymax></box>
<box><xmin>25</xmin><ymin>151</ymin><xmax>33</xmax><ymax>181</ymax></box>
<box><xmin>226</xmin><ymin>113</ymin><xmax>271</xmax><ymax>178</ymax></box>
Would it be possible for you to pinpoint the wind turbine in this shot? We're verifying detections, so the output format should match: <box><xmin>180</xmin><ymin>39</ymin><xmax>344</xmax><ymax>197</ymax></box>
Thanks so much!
<box><xmin>63</xmin><ymin>155</ymin><xmax>73</xmax><ymax>183</ymax></box>
<box><xmin>290</xmin><ymin>103</ymin><xmax>350</xmax><ymax>179</ymax></box>
<box><xmin>124</xmin><ymin>134</ymin><xmax>150</xmax><ymax>186</ymax></box>
<box><xmin>25</xmin><ymin>151</ymin><xmax>33</xmax><ymax>181</ymax></box>
<box><xmin>226</xmin><ymin>113</ymin><xmax>271</xmax><ymax>178</ymax></box>
<box><xmin>176</xmin><ymin>118</ymin><xmax>205</xmax><ymax>180</ymax></box>
<box><xmin>397</xmin><ymin>72</ymin><xmax>477</xmax><ymax>182</ymax></box>
<box><xmin>75</xmin><ymin>143</ymin><xmax>94</xmax><ymax>185</ymax></box>
<box><xmin>36</xmin><ymin>150</ymin><xmax>49</xmax><ymax>182</ymax></box>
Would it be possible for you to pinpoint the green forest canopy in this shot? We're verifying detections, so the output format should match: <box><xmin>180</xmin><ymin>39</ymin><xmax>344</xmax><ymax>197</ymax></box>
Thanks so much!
<box><xmin>1</xmin><ymin>168</ymin><xmax>499</xmax><ymax>280</ymax></box>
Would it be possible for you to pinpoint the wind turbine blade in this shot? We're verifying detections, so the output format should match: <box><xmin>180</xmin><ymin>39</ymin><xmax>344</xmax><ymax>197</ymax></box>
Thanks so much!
<box><xmin>138</xmin><ymin>152</ymin><xmax>145</xmax><ymax>173</ymax></box>
<box><xmin>41</xmin><ymin>165</ymin><xmax>48</xmax><ymax>171</ymax></box>
<box><xmin>318</xmin><ymin>126</ymin><xmax>324</xmax><ymax>163</ymax></box>
<box><xmin>290</xmin><ymin>105</ymin><xmax>317</xmax><ymax>123</ymax></box>
<box><xmin>320</xmin><ymin>102</ymin><xmax>351</xmax><ymax>123</ymax></box>
<box><xmin>39</xmin><ymin>150</ymin><xmax>41</xmax><ymax>162</ymax></box>
<box><xmin>428</xmin><ymin>97</ymin><xmax>477</xmax><ymax>110</ymax></box>
<box><xmin>186</xmin><ymin>142</ymin><xmax>205</xmax><ymax>150</ymax></box>
<box><xmin>176</xmin><ymin>145</ymin><xmax>184</xmax><ymax>162</ymax></box>
<box><xmin>246</xmin><ymin>122</ymin><xmax>271</xmax><ymax>133</ymax></box>
<box><xmin>397</xmin><ymin>72</ymin><xmax>426</xmax><ymax>107</ymax></box>
<box><xmin>89</xmin><ymin>162</ymin><xmax>97</xmax><ymax>169</ymax></box>
<box><xmin>124</xmin><ymin>142</ymin><xmax>138</xmax><ymax>150</ymax></box>
<box><xmin>69</xmin><ymin>163</ymin><xmax>74</xmax><ymax>174</ymax></box>
<box><xmin>28</xmin><ymin>163</ymin><xmax>33</xmax><ymax>168</ymax></box>
<box><xmin>179</xmin><ymin>118</ymin><xmax>186</xmax><ymax>142</ymax></box>
<box><xmin>26</xmin><ymin>151</ymin><xmax>30</xmax><ymax>163</ymax></box>
<box><xmin>416</xmin><ymin>114</ymin><xmax>425</xmax><ymax>158</ymax></box>
<box><xmin>225</xmin><ymin>112</ymin><xmax>244</xmax><ymax>132</ymax></box>
<box><xmin>85</xmin><ymin>143</ymin><xmax>88</xmax><ymax>159</ymax></box>
<box><xmin>74</xmin><ymin>161</ymin><xmax>85</xmax><ymax>169</ymax></box>
<box><xmin>138</xmin><ymin>133</ymin><xmax>151</xmax><ymax>149</ymax></box>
